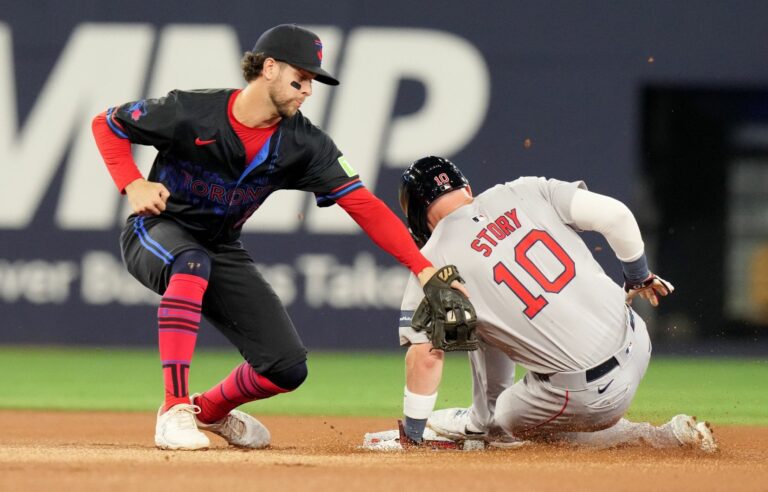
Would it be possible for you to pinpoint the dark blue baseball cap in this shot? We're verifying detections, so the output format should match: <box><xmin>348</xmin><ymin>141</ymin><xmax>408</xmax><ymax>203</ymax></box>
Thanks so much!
<box><xmin>253</xmin><ymin>24</ymin><xmax>339</xmax><ymax>86</ymax></box>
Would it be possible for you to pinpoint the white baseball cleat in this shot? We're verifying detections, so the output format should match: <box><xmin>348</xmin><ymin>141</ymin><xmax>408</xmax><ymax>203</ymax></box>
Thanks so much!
<box><xmin>192</xmin><ymin>394</ymin><xmax>270</xmax><ymax>449</ymax></box>
<box><xmin>428</xmin><ymin>408</ymin><xmax>486</xmax><ymax>440</ymax></box>
<box><xmin>669</xmin><ymin>414</ymin><xmax>717</xmax><ymax>453</ymax></box>
<box><xmin>154</xmin><ymin>403</ymin><xmax>210</xmax><ymax>450</ymax></box>
<box><xmin>695</xmin><ymin>421</ymin><xmax>718</xmax><ymax>453</ymax></box>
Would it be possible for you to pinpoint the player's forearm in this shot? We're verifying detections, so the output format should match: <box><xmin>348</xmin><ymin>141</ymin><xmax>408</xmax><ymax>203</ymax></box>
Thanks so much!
<box><xmin>405</xmin><ymin>343</ymin><xmax>444</xmax><ymax>394</ymax></box>
<box><xmin>336</xmin><ymin>188</ymin><xmax>432</xmax><ymax>274</ymax></box>
<box><xmin>92</xmin><ymin>112</ymin><xmax>143</xmax><ymax>194</ymax></box>
<box><xmin>404</xmin><ymin>344</ymin><xmax>442</xmax><ymax>419</ymax></box>
<box><xmin>570</xmin><ymin>189</ymin><xmax>650</xmax><ymax>282</ymax></box>
<box><xmin>402</xmin><ymin>344</ymin><xmax>442</xmax><ymax>441</ymax></box>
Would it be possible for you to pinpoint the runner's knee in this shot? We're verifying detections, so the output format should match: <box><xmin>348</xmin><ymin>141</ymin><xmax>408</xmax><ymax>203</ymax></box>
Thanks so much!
<box><xmin>494</xmin><ymin>388</ymin><xmax>519</xmax><ymax>434</ymax></box>
<box><xmin>171</xmin><ymin>249</ymin><xmax>211</xmax><ymax>280</ymax></box>
<box><xmin>261</xmin><ymin>360</ymin><xmax>308</xmax><ymax>391</ymax></box>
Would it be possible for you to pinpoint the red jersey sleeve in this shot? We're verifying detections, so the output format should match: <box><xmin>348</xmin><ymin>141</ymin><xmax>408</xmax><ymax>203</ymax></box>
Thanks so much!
<box><xmin>92</xmin><ymin>111</ymin><xmax>143</xmax><ymax>193</ymax></box>
<box><xmin>336</xmin><ymin>187</ymin><xmax>432</xmax><ymax>275</ymax></box>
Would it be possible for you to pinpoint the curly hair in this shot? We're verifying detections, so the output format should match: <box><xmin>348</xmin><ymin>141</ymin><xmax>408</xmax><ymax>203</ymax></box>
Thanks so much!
<box><xmin>241</xmin><ymin>51</ymin><xmax>269</xmax><ymax>82</ymax></box>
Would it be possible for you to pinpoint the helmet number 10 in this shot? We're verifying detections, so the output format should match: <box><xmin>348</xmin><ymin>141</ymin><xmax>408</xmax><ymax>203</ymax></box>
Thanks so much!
<box><xmin>492</xmin><ymin>229</ymin><xmax>576</xmax><ymax>318</ymax></box>
<box><xmin>434</xmin><ymin>173</ymin><xmax>450</xmax><ymax>186</ymax></box>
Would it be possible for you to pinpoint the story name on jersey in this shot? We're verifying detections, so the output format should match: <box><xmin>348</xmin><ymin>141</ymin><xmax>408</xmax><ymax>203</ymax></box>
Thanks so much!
<box><xmin>470</xmin><ymin>208</ymin><xmax>521</xmax><ymax>257</ymax></box>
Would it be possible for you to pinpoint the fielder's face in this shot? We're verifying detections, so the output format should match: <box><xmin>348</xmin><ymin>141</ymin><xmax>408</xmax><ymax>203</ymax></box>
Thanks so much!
<box><xmin>268</xmin><ymin>62</ymin><xmax>315</xmax><ymax>118</ymax></box>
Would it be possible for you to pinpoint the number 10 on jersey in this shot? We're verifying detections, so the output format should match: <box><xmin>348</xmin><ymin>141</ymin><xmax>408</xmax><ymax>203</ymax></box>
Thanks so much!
<box><xmin>493</xmin><ymin>229</ymin><xmax>576</xmax><ymax>318</ymax></box>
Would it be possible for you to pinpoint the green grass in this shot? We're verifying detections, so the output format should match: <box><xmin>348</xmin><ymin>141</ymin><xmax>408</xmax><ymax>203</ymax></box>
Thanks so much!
<box><xmin>0</xmin><ymin>346</ymin><xmax>765</xmax><ymax>425</ymax></box>
<box><xmin>627</xmin><ymin>358</ymin><xmax>768</xmax><ymax>425</ymax></box>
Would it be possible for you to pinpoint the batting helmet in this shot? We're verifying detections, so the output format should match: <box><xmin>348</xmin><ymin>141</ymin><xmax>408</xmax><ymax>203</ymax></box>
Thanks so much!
<box><xmin>398</xmin><ymin>156</ymin><xmax>470</xmax><ymax>247</ymax></box>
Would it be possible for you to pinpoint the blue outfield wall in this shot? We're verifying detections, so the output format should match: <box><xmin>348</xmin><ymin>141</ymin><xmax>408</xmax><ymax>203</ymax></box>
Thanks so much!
<box><xmin>1</xmin><ymin>1</ymin><xmax>768</xmax><ymax>348</ymax></box>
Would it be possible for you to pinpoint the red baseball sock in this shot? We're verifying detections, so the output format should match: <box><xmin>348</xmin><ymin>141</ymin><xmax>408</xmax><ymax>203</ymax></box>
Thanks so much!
<box><xmin>195</xmin><ymin>362</ymin><xmax>289</xmax><ymax>423</ymax></box>
<box><xmin>158</xmin><ymin>273</ymin><xmax>208</xmax><ymax>412</ymax></box>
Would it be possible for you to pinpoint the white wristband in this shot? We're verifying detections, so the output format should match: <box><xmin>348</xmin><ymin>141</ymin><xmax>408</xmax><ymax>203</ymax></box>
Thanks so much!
<box><xmin>403</xmin><ymin>386</ymin><xmax>438</xmax><ymax>420</ymax></box>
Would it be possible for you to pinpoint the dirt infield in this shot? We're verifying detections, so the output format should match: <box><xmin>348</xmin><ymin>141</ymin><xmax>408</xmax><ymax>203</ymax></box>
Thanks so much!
<box><xmin>0</xmin><ymin>411</ymin><xmax>766</xmax><ymax>492</ymax></box>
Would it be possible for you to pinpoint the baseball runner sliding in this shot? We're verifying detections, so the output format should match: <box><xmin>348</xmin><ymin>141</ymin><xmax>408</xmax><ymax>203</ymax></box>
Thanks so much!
<box><xmin>364</xmin><ymin>156</ymin><xmax>716</xmax><ymax>452</ymax></box>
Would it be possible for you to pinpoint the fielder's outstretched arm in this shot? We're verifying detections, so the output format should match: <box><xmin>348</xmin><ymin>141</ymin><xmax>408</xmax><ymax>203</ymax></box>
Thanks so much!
<box><xmin>336</xmin><ymin>189</ymin><xmax>469</xmax><ymax>298</ymax></box>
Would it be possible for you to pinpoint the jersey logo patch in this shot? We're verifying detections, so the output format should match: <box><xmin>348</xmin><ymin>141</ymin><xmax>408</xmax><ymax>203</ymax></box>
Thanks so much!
<box><xmin>338</xmin><ymin>156</ymin><xmax>356</xmax><ymax>177</ymax></box>
<box><xmin>472</xmin><ymin>214</ymin><xmax>487</xmax><ymax>223</ymax></box>
<box><xmin>127</xmin><ymin>100</ymin><xmax>147</xmax><ymax>121</ymax></box>
<box><xmin>194</xmin><ymin>137</ymin><xmax>217</xmax><ymax>146</ymax></box>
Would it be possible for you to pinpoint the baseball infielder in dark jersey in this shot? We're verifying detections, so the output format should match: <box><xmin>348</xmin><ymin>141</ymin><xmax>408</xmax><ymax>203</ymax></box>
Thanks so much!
<box><xmin>381</xmin><ymin>156</ymin><xmax>716</xmax><ymax>452</ymax></box>
<box><xmin>92</xmin><ymin>25</ymin><xmax>464</xmax><ymax>451</ymax></box>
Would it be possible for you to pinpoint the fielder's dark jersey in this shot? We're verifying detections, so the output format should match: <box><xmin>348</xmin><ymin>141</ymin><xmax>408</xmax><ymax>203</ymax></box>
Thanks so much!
<box><xmin>105</xmin><ymin>89</ymin><xmax>361</xmax><ymax>243</ymax></box>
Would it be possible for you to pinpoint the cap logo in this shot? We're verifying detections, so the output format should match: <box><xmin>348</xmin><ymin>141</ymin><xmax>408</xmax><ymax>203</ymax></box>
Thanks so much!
<box><xmin>314</xmin><ymin>39</ymin><xmax>323</xmax><ymax>61</ymax></box>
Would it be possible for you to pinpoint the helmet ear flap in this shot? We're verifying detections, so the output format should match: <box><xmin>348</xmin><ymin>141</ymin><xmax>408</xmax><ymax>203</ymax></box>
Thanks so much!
<box><xmin>406</xmin><ymin>199</ymin><xmax>430</xmax><ymax>248</ymax></box>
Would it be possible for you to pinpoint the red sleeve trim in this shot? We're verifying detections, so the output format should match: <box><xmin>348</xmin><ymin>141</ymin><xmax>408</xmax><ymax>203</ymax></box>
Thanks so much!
<box><xmin>336</xmin><ymin>187</ymin><xmax>432</xmax><ymax>275</ymax></box>
<box><xmin>92</xmin><ymin>111</ymin><xmax>143</xmax><ymax>193</ymax></box>
<box><xmin>330</xmin><ymin>178</ymin><xmax>361</xmax><ymax>194</ymax></box>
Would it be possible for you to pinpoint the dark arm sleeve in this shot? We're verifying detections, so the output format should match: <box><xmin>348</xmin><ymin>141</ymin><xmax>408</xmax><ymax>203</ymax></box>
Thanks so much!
<box><xmin>337</xmin><ymin>187</ymin><xmax>433</xmax><ymax>275</ymax></box>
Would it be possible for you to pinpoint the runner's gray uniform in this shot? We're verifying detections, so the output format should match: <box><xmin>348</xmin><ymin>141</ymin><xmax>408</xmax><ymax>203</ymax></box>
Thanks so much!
<box><xmin>399</xmin><ymin>177</ymin><xmax>651</xmax><ymax>438</ymax></box>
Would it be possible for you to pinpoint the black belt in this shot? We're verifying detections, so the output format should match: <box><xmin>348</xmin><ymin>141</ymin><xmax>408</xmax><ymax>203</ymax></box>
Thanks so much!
<box><xmin>537</xmin><ymin>356</ymin><xmax>619</xmax><ymax>383</ymax></box>
<box><xmin>584</xmin><ymin>310</ymin><xmax>633</xmax><ymax>380</ymax></box>
<box><xmin>585</xmin><ymin>356</ymin><xmax>619</xmax><ymax>382</ymax></box>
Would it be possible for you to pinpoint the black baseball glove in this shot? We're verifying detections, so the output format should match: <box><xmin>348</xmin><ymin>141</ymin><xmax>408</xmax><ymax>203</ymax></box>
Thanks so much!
<box><xmin>412</xmin><ymin>265</ymin><xmax>478</xmax><ymax>352</ymax></box>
